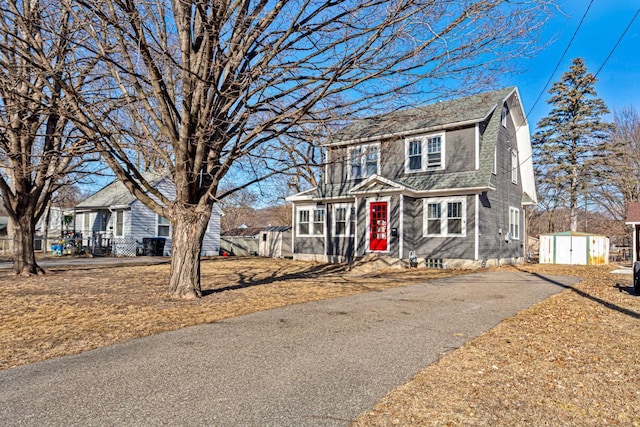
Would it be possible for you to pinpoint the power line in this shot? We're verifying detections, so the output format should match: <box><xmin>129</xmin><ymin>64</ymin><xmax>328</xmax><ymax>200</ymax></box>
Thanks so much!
<box><xmin>594</xmin><ymin>6</ymin><xmax>640</xmax><ymax>78</ymax></box>
<box><xmin>526</xmin><ymin>0</ymin><xmax>595</xmax><ymax>119</ymax></box>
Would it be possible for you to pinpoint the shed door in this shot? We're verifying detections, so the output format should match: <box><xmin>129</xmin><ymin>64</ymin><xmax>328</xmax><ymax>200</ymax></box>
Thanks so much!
<box><xmin>369</xmin><ymin>202</ymin><xmax>388</xmax><ymax>251</ymax></box>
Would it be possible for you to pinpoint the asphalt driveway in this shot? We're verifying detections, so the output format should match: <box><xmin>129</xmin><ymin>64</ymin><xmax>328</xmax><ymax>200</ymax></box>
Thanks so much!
<box><xmin>0</xmin><ymin>270</ymin><xmax>581</xmax><ymax>426</ymax></box>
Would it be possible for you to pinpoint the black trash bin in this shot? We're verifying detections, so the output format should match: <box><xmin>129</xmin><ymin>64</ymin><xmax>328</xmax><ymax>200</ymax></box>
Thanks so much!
<box><xmin>154</xmin><ymin>238</ymin><xmax>166</xmax><ymax>256</ymax></box>
<box><xmin>142</xmin><ymin>237</ymin><xmax>166</xmax><ymax>256</ymax></box>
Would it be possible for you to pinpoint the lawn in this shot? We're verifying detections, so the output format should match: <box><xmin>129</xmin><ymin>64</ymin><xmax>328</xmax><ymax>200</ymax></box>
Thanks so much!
<box><xmin>1</xmin><ymin>258</ymin><xmax>638</xmax><ymax>425</ymax></box>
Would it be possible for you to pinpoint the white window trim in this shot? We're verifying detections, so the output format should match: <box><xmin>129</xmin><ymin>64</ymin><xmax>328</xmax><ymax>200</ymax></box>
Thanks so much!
<box><xmin>296</xmin><ymin>206</ymin><xmax>325</xmax><ymax>237</ymax></box>
<box><xmin>509</xmin><ymin>207</ymin><xmax>520</xmax><ymax>240</ymax></box>
<box><xmin>404</xmin><ymin>132</ymin><xmax>445</xmax><ymax>173</ymax></box>
<box><xmin>83</xmin><ymin>212</ymin><xmax>91</xmax><ymax>233</ymax></box>
<box><xmin>156</xmin><ymin>215</ymin><xmax>171</xmax><ymax>238</ymax></box>
<box><xmin>423</xmin><ymin>197</ymin><xmax>467</xmax><ymax>237</ymax></box>
<box><xmin>511</xmin><ymin>149</ymin><xmax>518</xmax><ymax>184</ymax></box>
<box><xmin>114</xmin><ymin>210</ymin><xmax>125</xmax><ymax>237</ymax></box>
<box><xmin>332</xmin><ymin>203</ymin><xmax>355</xmax><ymax>237</ymax></box>
<box><xmin>492</xmin><ymin>144</ymin><xmax>497</xmax><ymax>175</ymax></box>
<box><xmin>347</xmin><ymin>143</ymin><xmax>380</xmax><ymax>180</ymax></box>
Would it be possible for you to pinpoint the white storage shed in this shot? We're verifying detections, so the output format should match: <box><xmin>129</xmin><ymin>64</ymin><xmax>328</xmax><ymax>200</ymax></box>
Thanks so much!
<box><xmin>539</xmin><ymin>231</ymin><xmax>609</xmax><ymax>265</ymax></box>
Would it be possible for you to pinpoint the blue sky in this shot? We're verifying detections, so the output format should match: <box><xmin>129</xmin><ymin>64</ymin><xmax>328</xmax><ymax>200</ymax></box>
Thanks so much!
<box><xmin>516</xmin><ymin>0</ymin><xmax>640</xmax><ymax>129</ymax></box>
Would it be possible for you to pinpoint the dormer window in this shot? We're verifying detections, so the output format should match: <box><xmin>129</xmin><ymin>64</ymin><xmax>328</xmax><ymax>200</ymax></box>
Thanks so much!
<box><xmin>405</xmin><ymin>133</ymin><xmax>445</xmax><ymax>173</ymax></box>
<box><xmin>348</xmin><ymin>143</ymin><xmax>379</xmax><ymax>179</ymax></box>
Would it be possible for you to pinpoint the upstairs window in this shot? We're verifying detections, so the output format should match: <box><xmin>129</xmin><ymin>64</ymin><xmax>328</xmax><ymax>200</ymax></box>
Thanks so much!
<box><xmin>511</xmin><ymin>149</ymin><xmax>518</xmax><ymax>184</ymax></box>
<box><xmin>408</xmin><ymin>140</ymin><xmax>422</xmax><ymax>170</ymax></box>
<box><xmin>348</xmin><ymin>143</ymin><xmax>379</xmax><ymax>179</ymax></box>
<box><xmin>405</xmin><ymin>133</ymin><xmax>445</xmax><ymax>173</ymax></box>
<box><xmin>501</xmin><ymin>104</ymin><xmax>509</xmax><ymax>128</ymax></box>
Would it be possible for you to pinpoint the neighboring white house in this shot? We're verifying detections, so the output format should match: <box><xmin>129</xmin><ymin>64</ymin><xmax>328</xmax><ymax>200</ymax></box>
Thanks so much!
<box><xmin>74</xmin><ymin>173</ymin><xmax>222</xmax><ymax>256</ymax></box>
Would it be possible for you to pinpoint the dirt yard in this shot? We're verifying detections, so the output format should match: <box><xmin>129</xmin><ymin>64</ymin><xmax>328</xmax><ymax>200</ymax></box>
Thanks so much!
<box><xmin>1</xmin><ymin>258</ymin><xmax>638</xmax><ymax>425</ymax></box>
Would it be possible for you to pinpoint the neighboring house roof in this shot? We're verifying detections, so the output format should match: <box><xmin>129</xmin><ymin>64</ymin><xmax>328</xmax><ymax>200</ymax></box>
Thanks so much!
<box><xmin>262</xmin><ymin>226</ymin><xmax>292</xmax><ymax>233</ymax></box>
<box><xmin>221</xmin><ymin>226</ymin><xmax>263</xmax><ymax>237</ymax></box>
<box><xmin>328</xmin><ymin>87</ymin><xmax>514</xmax><ymax>145</ymax></box>
<box><xmin>76</xmin><ymin>171</ymin><xmax>223</xmax><ymax>217</ymax></box>
<box><xmin>76</xmin><ymin>171</ymin><xmax>168</xmax><ymax>210</ymax></box>
<box><xmin>626</xmin><ymin>202</ymin><xmax>640</xmax><ymax>224</ymax></box>
<box><xmin>222</xmin><ymin>226</ymin><xmax>292</xmax><ymax>237</ymax></box>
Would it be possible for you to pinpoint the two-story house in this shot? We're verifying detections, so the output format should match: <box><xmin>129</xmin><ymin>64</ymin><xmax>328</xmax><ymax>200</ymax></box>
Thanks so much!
<box><xmin>287</xmin><ymin>87</ymin><xmax>537</xmax><ymax>268</ymax></box>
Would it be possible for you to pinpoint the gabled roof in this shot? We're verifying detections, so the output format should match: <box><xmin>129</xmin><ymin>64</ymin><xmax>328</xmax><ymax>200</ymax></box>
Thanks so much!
<box><xmin>289</xmin><ymin>86</ymin><xmax>536</xmax><ymax>201</ymax></box>
<box><xmin>329</xmin><ymin>87</ymin><xmax>515</xmax><ymax>145</ymax></box>
<box><xmin>76</xmin><ymin>171</ymin><xmax>169</xmax><ymax>210</ymax></box>
<box><xmin>626</xmin><ymin>202</ymin><xmax>640</xmax><ymax>224</ymax></box>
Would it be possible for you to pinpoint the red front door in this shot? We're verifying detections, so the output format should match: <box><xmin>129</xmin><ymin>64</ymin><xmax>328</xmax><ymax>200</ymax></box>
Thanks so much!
<box><xmin>369</xmin><ymin>202</ymin><xmax>388</xmax><ymax>251</ymax></box>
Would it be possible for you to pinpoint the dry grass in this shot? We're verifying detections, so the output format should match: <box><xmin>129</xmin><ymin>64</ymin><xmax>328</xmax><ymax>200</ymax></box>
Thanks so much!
<box><xmin>0</xmin><ymin>257</ymin><xmax>455</xmax><ymax>371</ymax></box>
<box><xmin>352</xmin><ymin>264</ymin><xmax>640</xmax><ymax>426</ymax></box>
<box><xmin>1</xmin><ymin>258</ymin><xmax>638</xmax><ymax>425</ymax></box>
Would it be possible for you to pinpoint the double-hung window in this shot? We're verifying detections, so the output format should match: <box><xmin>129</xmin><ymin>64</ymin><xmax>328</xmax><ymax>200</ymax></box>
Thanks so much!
<box><xmin>157</xmin><ymin>215</ymin><xmax>171</xmax><ymax>237</ymax></box>
<box><xmin>297</xmin><ymin>207</ymin><xmax>325</xmax><ymax>236</ymax></box>
<box><xmin>405</xmin><ymin>133</ymin><xmax>444</xmax><ymax>173</ymax></box>
<box><xmin>423</xmin><ymin>197</ymin><xmax>466</xmax><ymax>237</ymax></box>
<box><xmin>333</xmin><ymin>204</ymin><xmax>355</xmax><ymax>237</ymax></box>
<box><xmin>511</xmin><ymin>149</ymin><xmax>518</xmax><ymax>184</ymax></box>
<box><xmin>427</xmin><ymin>136</ymin><xmax>442</xmax><ymax>168</ymax></box>
<box><xmin>509</xmin><ymin>207</ymin><xmax>520</xmax><ymax>240</ymax></box>
<box><xmin>348</xmin><ymin>144</ymin><xmax>379</xmax><ymax>179</ymax></box>
<box><xmin>114</xmin><ymin>210</ymin><xmax>124</xmax><ymax>237</ymax></box>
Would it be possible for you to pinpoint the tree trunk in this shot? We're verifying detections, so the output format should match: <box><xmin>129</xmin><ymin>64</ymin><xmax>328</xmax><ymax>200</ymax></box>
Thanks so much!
<box><xmin>167</xmin><ymin>205</ymin><xmax>211</xmax><ymax>299</ymax></box>
<box><xmin>12</xmin><ymin>215</ymin><xmax>44</xmax><ymax>276</ymax></box>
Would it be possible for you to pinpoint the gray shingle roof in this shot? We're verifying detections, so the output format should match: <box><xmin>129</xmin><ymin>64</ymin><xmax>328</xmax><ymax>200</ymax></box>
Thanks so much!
<box><xmin>310</xmin><ymin>87</ymin><xmax>512</xmax><ymax>198</ymax></box>
<box><xmin>76</xmin><ymin>171</ymin><xmax>168</xmax><ymax>209</ymax></box>
<box><xmin>332</xmin><ymin>87</ymin><xmax>515</xmax><ymax>143</ymax></box>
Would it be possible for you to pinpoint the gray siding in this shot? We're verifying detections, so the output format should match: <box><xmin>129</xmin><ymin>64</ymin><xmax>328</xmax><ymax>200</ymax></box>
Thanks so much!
<box><xmin>324</xmin><ymin>126</ymin><xmax>477</xmax><ymax>186</ymax></box>
<box><xmin>409</xmin><ymin>195</ymin><xmax>476</xmax><ymax>261</ymax></box>
<box><xmin>478</xmin><ymin>110</ymin><xmax>524</xmax><ymax>261</ymax></box>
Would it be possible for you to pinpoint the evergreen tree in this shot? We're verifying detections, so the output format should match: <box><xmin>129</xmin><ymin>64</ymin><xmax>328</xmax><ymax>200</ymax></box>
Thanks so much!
<box><xmin>532</xmin><ymin>57</ymin><xmax>614</xmax><ymax>232</ymax></box>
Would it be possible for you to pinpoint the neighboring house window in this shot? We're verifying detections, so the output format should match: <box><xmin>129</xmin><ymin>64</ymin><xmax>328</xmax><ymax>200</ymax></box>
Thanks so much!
<box><xmin>423</xmin><ymin>197</ymin><xmax>466</xmax><ymax>237</ymax></box>
<box><xmin>83</xmin><ymin>212</ymin><xmax>91</xmax><ymax>233</ymax></box>
<box><xmin>333</xmin><ymin>204</ymin><xmax>355</xmax><ymax>237</ymax></box>
<box><xmin>100</xmin><ymin>213</ymin><xmax>109</xmax><ymax>232</ymax></box>
<box><xmin>405</xmin><ymin>134</ymin><xmax>444</xmax><ymax>173</ymax></box>
<box><xmin>114</xmin><ymin>210</ymin><xmax>124</xmax><ymax>237</ymax></box>
<box><xmin>157</xmin><ymin>215</ymin><xmax>171</xmax><ymax>237</ymax></box>
<box><xmin>348</xmin><ymin>144</ymin><xmax>379</xmax><ymax>179</ymax></box>
<box><xmin>511</xmin><ymin>149</ymin><xmax>518</xmax><ymax>184</ymax></box>
<box><xmin>297</xmin><ymin>207</ymin><xmax>325</xmax><ymax>236</ymax></box>
<box><xmin>509</xmin><ymin>207</ymin><xmax>520</xmax><ymax>240</ymax></box>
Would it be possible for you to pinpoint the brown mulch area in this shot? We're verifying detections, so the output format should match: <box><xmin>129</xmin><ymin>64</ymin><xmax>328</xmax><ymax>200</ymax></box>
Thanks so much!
<box><xmin>352</xmin><ymin>264</ymin><xmax>640</xmax><ymax>426</ymax></box>
<box><xmin>1</xmin><ymin>259</ymin><xmax>638</xmax><ymax>425</ymax></box>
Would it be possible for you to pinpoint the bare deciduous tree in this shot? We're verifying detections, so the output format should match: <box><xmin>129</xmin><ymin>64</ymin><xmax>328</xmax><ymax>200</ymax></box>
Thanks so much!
<box><xmin>67</xmin><ymin>0</ymin><xmax>555</xmax><ymax>298</ymax></box>
<box><xmin>0</xmin><ymin>0</ymin><xmax>96</xmax><ymax>275</ymax></box>
<box><xmin>593</xmin><ymin>106</ymin><xmax>640</xmax><ymax>220</ymax></box>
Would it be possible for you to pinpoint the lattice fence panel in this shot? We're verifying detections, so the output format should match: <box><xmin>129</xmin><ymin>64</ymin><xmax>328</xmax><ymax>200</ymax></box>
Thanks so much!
<box><xmin>112</xmin><ymin>238</ymin><xmax>138</xmax><ymax>257</ymax></box>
